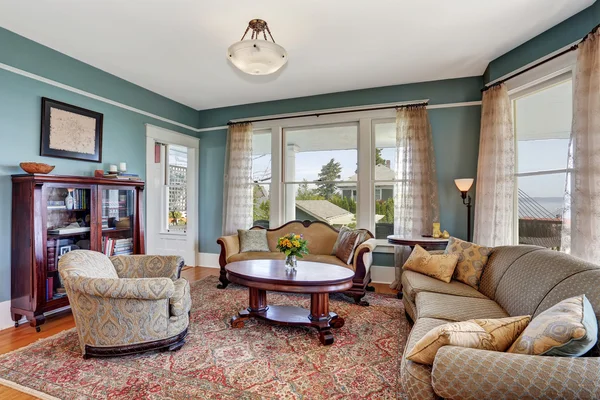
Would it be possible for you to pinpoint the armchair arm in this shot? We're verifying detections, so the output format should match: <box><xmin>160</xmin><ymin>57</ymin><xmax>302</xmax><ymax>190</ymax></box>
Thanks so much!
<box><xmin>110</xmin><ymin>255</ymin><xmax>185</xmax><ymax>280</ymax></box>
<box><xmin>66</xmin><ymin>276</ymin><xmax>175</xmax><ymax>300</ymax></box>
<box><xmin>432</xmin><ymin>346</ymin><xmax>600</xmax><ymax>399</ymax></box>
<box><xmin>217</xmin><ymin>234</ymin><xmax>240</xmax><ymax>267</ymax></box>
<box><xmin>352</xmin><ymin>238</ymin><xmax>377</xmax><ymax>276</ymax></box>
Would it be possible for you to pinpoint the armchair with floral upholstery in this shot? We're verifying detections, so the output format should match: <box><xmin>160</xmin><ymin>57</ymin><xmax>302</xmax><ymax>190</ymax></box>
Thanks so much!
<box><xmin>58</xmin><ymin>250</ymin><xmax>191</xmax><ymax>358</ymax></box>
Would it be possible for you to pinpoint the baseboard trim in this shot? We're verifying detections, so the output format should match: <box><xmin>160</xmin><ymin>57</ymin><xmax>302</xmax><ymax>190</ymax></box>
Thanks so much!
<box><xmin>370</xmin><ymin>265</ymin><xmax>394</xmax><ymax>285</ymax></box>
<box><xmin>0</xmin><ymin>301</ymin><xmax>72</xmax><ymax>332</ymax></box>
<box><xmin>197</xmin><ymin>253</ymin><xmax>220</xmax><ymax>268</ymax></box>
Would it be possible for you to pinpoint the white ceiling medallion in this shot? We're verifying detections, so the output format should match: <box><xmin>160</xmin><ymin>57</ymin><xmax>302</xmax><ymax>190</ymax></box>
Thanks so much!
<box><xmin>227</xmin><ymin>19</ymin><xmax>288</xmax><ymax>76</ymax></box>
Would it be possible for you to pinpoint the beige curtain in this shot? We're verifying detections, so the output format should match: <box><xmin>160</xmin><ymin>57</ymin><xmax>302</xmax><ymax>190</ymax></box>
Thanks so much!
<box><xmin>562</xmin><ymin>29</ymin><xmax>600</xmax><ymax>262</ymax></box>
<box><xmin>222</xmin><ymin>122</ymin><xmax>254</xmax><ymax>236</ymax></box>
<box><xmin>391</xmin><ymin>105</ymin><xmax>439</xmax><ymax>290</ymax></box>
<box><xmin>473</xmin><ymin>84</ymin><xmax>515</xmax><ymax>247</ymax></box>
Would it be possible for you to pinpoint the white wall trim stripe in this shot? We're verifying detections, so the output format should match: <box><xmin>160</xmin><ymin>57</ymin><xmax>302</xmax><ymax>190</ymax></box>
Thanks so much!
<box><xmin>1</xmin><ymin>61</ymin><xmax>482</xmax><ymax>135</ymax></box>
<box><xmin>0</xmin><ymin>62</ymin><xmax>199</xmax><ymax>132</ymax></box>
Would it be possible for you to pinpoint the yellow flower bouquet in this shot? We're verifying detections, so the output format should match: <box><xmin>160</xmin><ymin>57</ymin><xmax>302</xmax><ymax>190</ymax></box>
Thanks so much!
<box><xmin>276</xmin><ymin>233</ymin><xmax>308</xmax><ymax>270</ymax></box>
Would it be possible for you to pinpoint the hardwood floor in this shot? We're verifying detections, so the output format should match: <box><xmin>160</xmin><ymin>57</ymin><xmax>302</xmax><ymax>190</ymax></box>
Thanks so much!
<box><xmin>0</xmin><ymin>266</ymin><xmax>397</xmax><ymax>399</ymax></box>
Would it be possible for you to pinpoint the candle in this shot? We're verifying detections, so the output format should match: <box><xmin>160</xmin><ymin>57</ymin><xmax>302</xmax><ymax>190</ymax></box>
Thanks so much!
<box><xmin>119</xmin><ymin>162</ymin><xmax>127</xmax><ymax>172</ymax></box>
<box><xmin>109</xmin><ymin>165</ymin><xmax>118</xmax><ymax>173</ymax></box>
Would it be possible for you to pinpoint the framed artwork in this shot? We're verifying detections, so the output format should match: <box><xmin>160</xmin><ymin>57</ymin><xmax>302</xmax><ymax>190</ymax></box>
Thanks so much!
<box><xmin>58</xmin><ymin>245</ymin><xmax>73</xmax><ymax>257</ymax></box>
<box><xmin>40</xmin><ymin>97</ymin><xmax>103</xmax><ymax>162</ymax></box>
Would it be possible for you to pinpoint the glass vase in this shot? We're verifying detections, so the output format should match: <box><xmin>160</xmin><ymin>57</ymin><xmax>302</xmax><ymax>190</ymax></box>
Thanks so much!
<box><xmin>285</xmin><ymin>254</ymin><xmax>297</xmax><ymax>271</ymax></box>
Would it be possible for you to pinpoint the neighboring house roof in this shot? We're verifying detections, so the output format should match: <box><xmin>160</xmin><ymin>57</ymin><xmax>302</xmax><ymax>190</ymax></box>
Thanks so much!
<box><xmin>295</xmin><ymin>200</ymin><xmax>354</xmax><ymax>226</ymax></box>
<box><xmin>338</xmin><ymin>164</ymin><xmax>396</xmax><ymax>188</ymax></box>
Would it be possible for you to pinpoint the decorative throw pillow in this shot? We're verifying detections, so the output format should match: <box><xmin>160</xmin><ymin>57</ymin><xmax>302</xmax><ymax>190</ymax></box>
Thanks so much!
<box><xmin>508</xmin><ymin>295</ymin><xmax>598</xmax><ymax>356</ymax></box>
<box><xmin>335</xmin><ymin>229</ymin><xmax>362</xmax><ymax>264</ymax></box>
<box><xmin>407</xmin><ymin>315</ymin><xmax>531</xmax><ymax>365</ymax></box>
<box><xmin>331</xmin><ymin>227</ymin><xmax>369</xmax><ymax>255</ymax></box>
<box><xmin>402</xmin><ymin>245</ymin><xmax>459</xmax><ymax>283</ymax></box>
<box><xmin>444</xmin><ymin>237</ymin><xmax>491</xmax><ymax>289</ymax></box>
<box><xmin>331</xmin><ymin>226</ymin><xmax>351</xmax><ymax>255</ymax></box>
<box><xmin>238</xmin><ymin>229</ymin><xmax>270</xmax><ymax>253</ymax></box>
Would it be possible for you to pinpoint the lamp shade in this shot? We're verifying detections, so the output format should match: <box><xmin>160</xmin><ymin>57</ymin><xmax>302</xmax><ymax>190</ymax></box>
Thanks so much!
<box><xmin>454</xmin><ymin>178</ymin><xmax>474</xmax><ymax>192</ymax></box>
<box><xmin>227</xmin><ymin>39</ymin><xmax>287</xmax><ymax>75</ymax></box>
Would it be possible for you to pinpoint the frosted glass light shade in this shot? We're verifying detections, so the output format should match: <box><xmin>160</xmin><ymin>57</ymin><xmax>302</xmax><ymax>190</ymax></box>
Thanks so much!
<box><xmin>454</xmin><ymin>178</ymin><xmax>474</xmax><ymax>192</ymax></box>
<box><xmin>227</xmin><ymin>39</ymin><xmax>288</xmax><ymax>75</ymax></box>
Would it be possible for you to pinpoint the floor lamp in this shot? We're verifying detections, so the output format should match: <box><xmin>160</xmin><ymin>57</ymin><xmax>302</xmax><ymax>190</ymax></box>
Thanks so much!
<box><xmin>454</xmin><ymin>178</ymin><xmax>474</xmax><ymax>242</ymax></box>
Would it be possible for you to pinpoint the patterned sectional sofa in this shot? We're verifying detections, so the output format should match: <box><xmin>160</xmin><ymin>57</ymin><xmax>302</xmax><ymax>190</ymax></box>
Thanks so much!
<box><xmin>217</xmin><ymin>220</ymin><xmax>377</xmax><ymax>305</ymax></box>
<box><xmin>401</xmin><ymin>245</ymin><xmax>600</xmax><ymax>399</ymax></box>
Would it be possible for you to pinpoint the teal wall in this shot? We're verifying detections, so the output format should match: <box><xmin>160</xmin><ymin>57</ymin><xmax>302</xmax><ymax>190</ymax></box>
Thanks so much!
<box><xmin>197</xmin><ymin>77</ymin><xmax>482</xmax><ymax>128</ymax></box>
<box><xmin>484</xmin><ymin>0</ymin><xmax>600</xmax><ymax>83</ymax></box>
<box><xmin>0</xmin><ymin>28</ymin><xmax>199</xmax><ymax>303</ymax></box>
<box><xmin>197</xmin><ymin>77</ymin><xmax>483</xmax><ymax>255</ymax></box>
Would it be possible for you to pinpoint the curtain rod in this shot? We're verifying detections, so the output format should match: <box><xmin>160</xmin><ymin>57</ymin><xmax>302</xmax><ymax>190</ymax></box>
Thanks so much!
<box><xmin>227</xmin><ymin>101</ymin><xmax>428</xmax><ymax>125</ymax></box>
<box><xmin>482</xmin><ymin>23</ymin><xmax>599</xmax><ymax>92</ymax></box>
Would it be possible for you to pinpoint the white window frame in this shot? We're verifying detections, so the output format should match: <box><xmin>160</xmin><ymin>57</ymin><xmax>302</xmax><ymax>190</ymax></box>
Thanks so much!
<box><xmin>248</xmin><ymin>102</ymin><xmax>426</xmax><ymax>236</ymax></box>
<box><xmin>509</xmin><ymin>67</ymin><xmax>575</xmax><ymax>245</ymax></box>
<box><xmin>281</xmin><ymin>122</ymin><xmax>359</xmax><ymax>224</ymax></box>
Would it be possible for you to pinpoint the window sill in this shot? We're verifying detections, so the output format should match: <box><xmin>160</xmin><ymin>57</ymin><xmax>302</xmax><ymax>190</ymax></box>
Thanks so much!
<box><xmin>372</xmin><ymin>239</ymin><xmax>395</xmax><ymax>253</ymax></box>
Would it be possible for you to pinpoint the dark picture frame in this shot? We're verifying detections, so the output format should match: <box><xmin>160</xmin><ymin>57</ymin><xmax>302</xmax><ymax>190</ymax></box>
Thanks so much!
<box><xmin>40</xmin><ymin>97</ymin><xmax>103</xmax><ymax>162</ymax></box>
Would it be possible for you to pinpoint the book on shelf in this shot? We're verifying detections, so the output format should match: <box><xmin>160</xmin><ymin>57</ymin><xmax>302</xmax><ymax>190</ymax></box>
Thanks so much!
<box><xmin>103</xmin><ymin>173</ymin><xmax>141</xmax><ymax>181</ymax></box>
<box><xmin>46</xmin><ymin>277</ymin><xmax>54</xmax><ymax>301</ymax></box>
<box><xmin>68</xmin><ymin>188</ymin><xmax>88</xmax><ymax>210</ymax></box>
<box><xmin>102</xmin><ymin>237</ymin><xmax>133</xmax><ymax>256</ymax></box>
<box><xmin>48</xmin><ymin>226</ymin><xmax>91</xmax><ymax>235</ymax></box>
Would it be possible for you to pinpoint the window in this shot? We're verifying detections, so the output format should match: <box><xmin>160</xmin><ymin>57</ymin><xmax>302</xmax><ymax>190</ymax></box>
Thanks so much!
<box><xmin>283</xmin><ymin>123</ymin><xmax>358</xmax><ymax>228</ymax></box>
<box><xmin>166</xmin><ymin>144</ymin><xmax>188</xmax><ymax>232</ymax></box>
<box><xmin>373</xmin><ymin>120</ymin><xmax>397</xmax><ymax>239</ymax></box>
<box><xmin>252</xmin><ymin>130</ymin><xmax>271</xmax><ymax>228</ymax></box>
<box><xmin>513</xmin><ymin>78</ymin><xmax>572</xmax><ymax>249</ymax></box>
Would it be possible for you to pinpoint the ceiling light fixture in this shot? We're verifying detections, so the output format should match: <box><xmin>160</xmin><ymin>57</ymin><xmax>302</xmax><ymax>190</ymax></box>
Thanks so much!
<box><xmin>227</xmin><ymin>19</ymin><xmax>287</xmax><ymax>76</ymax></box>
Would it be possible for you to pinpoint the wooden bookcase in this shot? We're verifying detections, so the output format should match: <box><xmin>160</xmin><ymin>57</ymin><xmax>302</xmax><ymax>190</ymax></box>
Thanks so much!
<box><xmin>11</xmin><ymin>174</ymin><xmax>145</xmax><ymax>331</ymax></box>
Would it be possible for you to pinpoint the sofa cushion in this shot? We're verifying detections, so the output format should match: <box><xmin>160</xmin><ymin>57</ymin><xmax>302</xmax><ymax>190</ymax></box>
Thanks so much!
<box><xmin>228</xmin><ymin>252</ymin><xmax>285</xmax><ymax>263</ymax></box>
<box><xmin>238</xmin><ymin>229</ymin><xmax>270</xmax><ymax>253</ymax></box>
<box><xmin>407</xmin><ymin>316</ymin><xmax>530</xmax><ymax>365</ymax></box>
<box><xmin>445</xmin><ymin>237</ymin><xmax>491</xmax><ymax>289</ymax></box>
<box><xmin>170</xmin><ymin>279</ymin><xmax>191</xmax><ymax>317</ymax></box>
<box><xmin>335</xmin><ymin>229</ymin><xmax>362</xmax><ymax>264</ymax></box>
<box><xmin>403</xmin><ymin>245</ymin><xmax>459</xmax><ymax>283</ymax></box>
<box><xmin>509</xmin><ymin>295</ymin><xmax>598</xmax><ymax>356</ymax></box>
<box><xmin>260</xmin><ymin>221</ymin><xmax>340</xmax><ymax>254</ymax></box>
<box><xmin>401</xmin><ymin>317</ymin><xmax>448</xmax><ymax>400</ymax></box>
<box><xmin>493</xmin><ymin>249</ymin><xmax>599</xmax><ymax>318</ymax></box>
<box><xmin>302</xmin><ymin>254</ymin><xmax>352</xmax><ymax>269</ymax></box>
<box><xmin>227</xmin><ymin>252</ymin><xmax>351</xmax><ymax>269</ymax></box>
<box><xmin>402</xmin><ymin>270</ymin><xmax>489</xmax><ymax>303</ymax></box>
<box><xmin>478</xmin><ymin>245</ymin><xmax>542</xmax><ymax>299</ymax></box>
<box><xmin>331</xmin><ymin>227</ymin><xmax>369</xmax><ymax>255</ymax></box>
<box><xmin>416</xmin><ymin>292</ymin><xmax>509</xmax><ymax>322</ymax></box>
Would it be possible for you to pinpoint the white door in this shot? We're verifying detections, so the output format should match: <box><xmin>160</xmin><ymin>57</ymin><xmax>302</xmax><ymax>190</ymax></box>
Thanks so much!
<box><xmin>146</xmin><ymin>125</ymin><xmax>198</xmax><ymax>266</ymax></box>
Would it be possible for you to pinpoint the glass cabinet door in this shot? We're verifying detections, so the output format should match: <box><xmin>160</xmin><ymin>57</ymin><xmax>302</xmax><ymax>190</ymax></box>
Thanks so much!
<box><xmin>101</xmin><ymin>188</ymin><xmax>135</xmax><ymax>256</ymax></box>
<box><xmin>45</xmin><ymin>185</ymin><xmax>93</xmax><ymax>303</ymax></box>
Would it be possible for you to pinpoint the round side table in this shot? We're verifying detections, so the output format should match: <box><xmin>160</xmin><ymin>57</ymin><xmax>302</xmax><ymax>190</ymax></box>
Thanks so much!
<box><xmin>387</xmin><ymin>235</ymin><xmax>449</xmax><ymax>299</ymax></box>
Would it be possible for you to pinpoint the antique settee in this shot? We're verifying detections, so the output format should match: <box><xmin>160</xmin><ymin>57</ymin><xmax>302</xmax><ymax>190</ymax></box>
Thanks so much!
<box><xmin>58</xmin><ymin>250</ymin><xmax>191</xmax><ymax>358</ymax></box>
<box><xmin>401</xmin><ymin>245</ymin><xmax>600</xmax><ymax>399</ymax></box>
<box><xmin>217</xmin><ymin>220</ymin><xmax>377</xmax><ymax>305</ymax></box>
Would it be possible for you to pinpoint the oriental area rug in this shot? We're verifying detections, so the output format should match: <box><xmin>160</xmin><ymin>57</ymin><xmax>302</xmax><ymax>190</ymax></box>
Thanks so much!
<box><xmin>0</xmin><ymin>276</ymin><xmax>408</xmax><ymax>399</ymax></box>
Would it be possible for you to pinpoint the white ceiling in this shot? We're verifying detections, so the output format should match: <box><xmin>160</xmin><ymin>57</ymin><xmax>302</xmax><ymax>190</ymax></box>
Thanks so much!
<box><xmin>0</xmin><ymin>0</ymin><xmax>593</xmax><ymax>110</ymax></box>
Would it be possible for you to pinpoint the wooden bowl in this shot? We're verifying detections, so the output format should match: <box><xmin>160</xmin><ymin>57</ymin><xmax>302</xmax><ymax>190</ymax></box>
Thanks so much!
<box><xmin>19</xmin><ymin>162</ymin><xmax>55</xmax><ymax>174</ymax></box>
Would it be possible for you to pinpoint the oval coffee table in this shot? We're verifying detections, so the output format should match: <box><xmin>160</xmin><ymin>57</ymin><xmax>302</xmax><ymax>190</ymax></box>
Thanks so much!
<box><xmin>226</xmin><ymin>259</ymin><xmax>355</xmax><ymax>345</ymax></box>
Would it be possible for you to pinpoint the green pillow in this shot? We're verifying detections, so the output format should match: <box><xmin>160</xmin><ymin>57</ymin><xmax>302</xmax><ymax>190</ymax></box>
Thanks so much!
<box><xmin>238</xmin><ymin>229</ymin><xmax>270</xmax><ymax>253</ymax></box>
